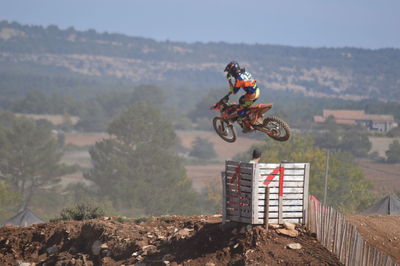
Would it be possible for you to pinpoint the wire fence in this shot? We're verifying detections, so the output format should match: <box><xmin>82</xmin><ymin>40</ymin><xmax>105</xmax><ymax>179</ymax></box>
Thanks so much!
<box><xmin>307</xmin><ymin>197</ymin><xmax>398</xmax><ymax>266</ymax></box>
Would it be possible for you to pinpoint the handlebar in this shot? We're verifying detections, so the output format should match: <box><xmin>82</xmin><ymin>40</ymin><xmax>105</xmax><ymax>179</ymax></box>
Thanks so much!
<box><xmin>210</xmin><ymin>91</ymin><xmax>232</xmax><ymax>110</ymax></box>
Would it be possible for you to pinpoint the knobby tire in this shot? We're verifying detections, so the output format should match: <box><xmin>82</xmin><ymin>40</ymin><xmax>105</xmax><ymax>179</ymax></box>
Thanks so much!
<box><xmin>212</xmin><ymin>117</ymin><xmax>236</xmax><ymax>143</ymax></box>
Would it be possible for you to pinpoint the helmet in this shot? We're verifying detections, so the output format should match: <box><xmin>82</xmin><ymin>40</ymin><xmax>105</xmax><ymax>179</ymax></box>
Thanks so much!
<box><xmin>224</xmin><ymin>61</ymin><xmax>241</xmax><ymax>76</ymax></box>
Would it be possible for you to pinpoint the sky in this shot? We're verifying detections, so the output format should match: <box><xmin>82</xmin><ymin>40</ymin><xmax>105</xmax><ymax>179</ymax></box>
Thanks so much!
<box><xmin>0</xmin><ymin>0</ymin><xmax>399</xmax><ymax>49</ymax></box>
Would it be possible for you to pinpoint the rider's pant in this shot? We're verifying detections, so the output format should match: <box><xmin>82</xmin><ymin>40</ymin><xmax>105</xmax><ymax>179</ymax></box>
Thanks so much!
<box><xmin>238</xmin><ymin>90</ymin><xmax>260</xmax><ymax>118</ymax></box>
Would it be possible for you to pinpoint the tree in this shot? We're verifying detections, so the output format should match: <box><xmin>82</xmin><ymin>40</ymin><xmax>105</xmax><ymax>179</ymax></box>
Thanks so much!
<box><xmin>188</xmin><ymin>87</ymin><xmax>226</xmax><ymax>121</ymax></box>
<box><xmin>386</xmin><ymin>140</ymin><xmax>400</xmax><ymax>163</ymax></box>
<box><xmin>312</xmin><ymin>120</ymin><xmax>371</xmax><ymax>157</ymax></box>
<box><xmin>312</xmin><ymin>116</ymin><xmax>342</xmax><ymax>151</ymax></box>
<box><xmin>85</xmin><ymin>103</ymin><xmax>200</xmax><ymax>216</ymax></box>
<box><xmin>131</xmin><ymin>85</ymin><xmax>165</xmax><ymax>106</ymax></box>
<box><xmin>189</xmin><ymin>137</ymin><xmax>217</xmax><ymax>159</ymax></box>
<box><xmin>107</xmin><ymin>102</ymin><xmax>176</xmax><ymax>148</ymax></box>
<box><xmin>339</xmin><ymin>129</ymin><xmax>371</xmax><ymax>157</ymax></box>
<box><xmin>0</xmin><ymin>182</ymin><xmax>22</xmax><ymax>221</ymax></box>
<box><xmin>0</xmin><ymin>112</ymin><xmax>75</xmax><ymax>209</ymax></box>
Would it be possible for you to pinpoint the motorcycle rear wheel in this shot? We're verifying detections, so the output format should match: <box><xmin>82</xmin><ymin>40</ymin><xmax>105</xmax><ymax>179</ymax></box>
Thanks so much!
<box><xmin>257</xmin><ymin>116</ymin><xmax>290</xmax><ymax>141</ymax></box>
<box><xmin>212</xmin><ymin>117</ymin><xmax>236</xmax><ymax>143</ymax></box>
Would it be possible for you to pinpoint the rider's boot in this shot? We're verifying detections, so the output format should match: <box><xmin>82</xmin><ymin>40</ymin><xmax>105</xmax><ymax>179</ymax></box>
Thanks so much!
<box><xmin>240</xmin><ymin>117</ymin><xmax>254</xmax><ymax>133</ymax></box>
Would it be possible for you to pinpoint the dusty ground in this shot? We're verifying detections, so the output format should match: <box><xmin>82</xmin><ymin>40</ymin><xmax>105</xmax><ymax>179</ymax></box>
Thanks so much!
<box><xmin>347</xmin><ymin>215</ymin><xmax>400</xmax><ymax>264</ymax></box>
<box><xmin>0</xmin><ymin>215</ymin><xmax>342</xmax><ymax>266</ymax></box>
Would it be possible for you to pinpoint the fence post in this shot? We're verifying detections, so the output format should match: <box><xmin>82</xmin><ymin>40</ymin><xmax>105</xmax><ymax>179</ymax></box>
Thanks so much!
<box><xmin>221</xmin><ymin>171</ymin><xmax>226</xmax><ymax>224</ymax></box>
<box><xmin>264</xmin><ymin>187</ymin><xmax>270</xmax><ymax>229</ymax></box>
<box><xmin>278</xmin><ymin>165</ymin><xmax>284</xmax><ymax>224</ymax></box>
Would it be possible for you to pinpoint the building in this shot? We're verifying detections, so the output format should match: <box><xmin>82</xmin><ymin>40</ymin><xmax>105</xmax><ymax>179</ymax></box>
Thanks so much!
<box><xmin>314</xmin><ymin>109</ymin><xmax>398</xmax><ymax>132</ymax></box>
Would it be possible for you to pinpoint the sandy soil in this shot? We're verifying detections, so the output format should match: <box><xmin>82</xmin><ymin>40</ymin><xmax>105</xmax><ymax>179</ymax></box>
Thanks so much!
<box><xmin>347</xmin><ymin>215</ymin><xmax>400</xmax><ymax>264</ymax></box>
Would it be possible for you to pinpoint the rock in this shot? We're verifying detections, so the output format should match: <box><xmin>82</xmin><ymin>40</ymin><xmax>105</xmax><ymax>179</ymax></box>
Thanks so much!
<box><xmin>14</xmin><ymin>263</ymin><xmax>34</xmax><ymax>266</ymax></box>
<box><xmin>276</xmin><ymin>228</ymin><xmax>299</xmax><ymax>237</ymax></box>
<box><xmin>142</xmin><ymin>245</ymin><xmax>157</xmax><ymax>250</ymax></box>
<box><xmin>46</xmin><ymin>245</ymin><xmax>58</xmax><ymax>255</ymax></box>
<box><xmin>232</xmin><ymin>228</ymin><xmax>238</xmax><ymax>235</ymax></box>
<box><xmin>101</xmin><ymin>249</ymin><xmax>111</xmax><ymax>257</ymax></box>
<box><xmin>205</xmin><ymin>263</ymin><xmax>215</xmax><ymax>266</ymax></box>
<box><xmin>91</xmin><ymin>240</ymin><xmax>101</xmax><ymax>255</ymax></box>
<box><xmin>100</xmin><ymin>243</ymin><xmax>108</xmax><ymax>249</ymax></box>
<box><xmin>176</xmin><ymin>228</ymin><xmax>191</xmax><ymax>238</ymax></box>
<box><xmin>287</xmin><ymin>243</ymin><xmax>302</xmax><ymax>250</ymax></box>
<box><xmin>269</xmin><ymin>224</ymin><xmax>280</xmax><ymax>229</ymax></box>
<box><xmin>283</xmin><ymin>222</ymin><xmax>296</xmax><ymax>231</ymax></box>
<box><xmin>162</xmin><ymin>254</ymin><xmax>174</xmax><ymax>261</ymax></box>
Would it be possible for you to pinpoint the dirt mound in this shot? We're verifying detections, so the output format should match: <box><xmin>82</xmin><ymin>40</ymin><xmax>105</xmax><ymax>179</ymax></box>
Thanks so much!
<box><xmin>347</xmin><ymin>215</ymin><xmax>400</xmax><ymax>264</ymax></box>
<box><xmin>0</xmin><ymin>215</ymin><xmax>342</xmax><ymax>265</ymax></box>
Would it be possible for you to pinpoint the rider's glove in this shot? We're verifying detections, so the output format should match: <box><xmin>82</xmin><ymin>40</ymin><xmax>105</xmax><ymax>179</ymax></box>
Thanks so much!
<box><xmin>226</xmin><ymin>74</ymin><xmax>235</xmax><ymax>92</ymax></box>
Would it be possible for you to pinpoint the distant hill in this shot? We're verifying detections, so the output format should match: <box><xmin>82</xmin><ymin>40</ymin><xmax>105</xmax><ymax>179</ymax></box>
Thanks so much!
<box><xmin>1</xmin><ymin>20</ymin><xmax>400</xmax><ymax>102</ymax></box>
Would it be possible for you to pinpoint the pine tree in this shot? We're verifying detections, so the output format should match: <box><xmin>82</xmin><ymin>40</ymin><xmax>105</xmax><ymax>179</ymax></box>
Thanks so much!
<box><xmin>85</xmin><ymin>103</ymin><xmax>199</xmax><ymax>216</ymax></box>
<box><xmin>0</xmin><ymin>112</ymin><xmax>74</xmax><ymax>209</ymax></box>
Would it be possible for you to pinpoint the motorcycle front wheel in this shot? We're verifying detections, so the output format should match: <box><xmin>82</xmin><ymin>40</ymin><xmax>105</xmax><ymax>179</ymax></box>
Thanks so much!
<box><xmin>212</xmin><ymin>117</ymin><xmax>236</xmax><ymax>143</ymax></box>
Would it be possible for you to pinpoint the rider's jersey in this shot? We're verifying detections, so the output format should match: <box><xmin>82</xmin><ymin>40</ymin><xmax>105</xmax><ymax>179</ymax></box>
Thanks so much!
<box><xmin>233</xmin><ymin>71</ymin><xmax>259</xmax><ymax>95</ymax></box>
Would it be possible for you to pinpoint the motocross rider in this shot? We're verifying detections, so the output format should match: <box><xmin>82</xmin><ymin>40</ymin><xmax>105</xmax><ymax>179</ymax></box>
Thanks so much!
<box><xmin>224</xmin><ymin>61</ymin><xmax>260</xmax><ymax>132</ymax></box>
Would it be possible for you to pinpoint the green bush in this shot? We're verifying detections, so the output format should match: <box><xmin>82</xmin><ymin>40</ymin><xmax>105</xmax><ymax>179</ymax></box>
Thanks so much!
<box><xmin>52</xmin><ymin>203</ymin><xmax>105</xmax><ymax>221</ymax></box>
<box><xmin>135</xmin><ymin>216</ymin><xmax>151</xmax><ymax>224</ymax></box>
<box><xmin>116</xmin><ymin>216</ymin><xmax>133</xmax><ymax>223</ymax></box>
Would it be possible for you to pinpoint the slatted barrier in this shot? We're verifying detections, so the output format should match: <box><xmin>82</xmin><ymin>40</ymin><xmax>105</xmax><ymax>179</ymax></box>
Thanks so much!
<box><xmin>308</xmin><ymin>197</ymin><xmax>398</xmax><ymax>266</ymax></box>
<box><xmin>222</xmin><ymin>160</ymin><xmax>310</xmax><ymax>225</ymax></box>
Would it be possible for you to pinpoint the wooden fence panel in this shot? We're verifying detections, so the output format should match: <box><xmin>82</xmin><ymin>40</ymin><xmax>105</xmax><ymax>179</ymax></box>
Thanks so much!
<box><xmin>223</xmin><ymin>161</ymin><xmax>310</xmax><ymax>225</ymax></box>
<box><xmin>308</xmin><ymin>196</ymin><xmax>398</xmax><ymax>266</ymax></box>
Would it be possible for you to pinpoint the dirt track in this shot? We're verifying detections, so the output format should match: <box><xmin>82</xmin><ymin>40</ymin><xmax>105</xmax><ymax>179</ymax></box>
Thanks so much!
<box><xmin>347</xmin><ymin>215</ymin><xmax>400</xmax><ymax>264</ymax></box>
<box><xmin>0</xmin><ymin>215</ymin><xmax>342</xmax><ymax>266</ymax></box>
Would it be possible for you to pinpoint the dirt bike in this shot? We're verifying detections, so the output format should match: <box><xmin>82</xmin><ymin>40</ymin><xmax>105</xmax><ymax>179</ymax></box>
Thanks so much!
<box><xmin>210</xmin><ymin>92</ymin><xmax>291</xmax><ymax>143</ymax></box>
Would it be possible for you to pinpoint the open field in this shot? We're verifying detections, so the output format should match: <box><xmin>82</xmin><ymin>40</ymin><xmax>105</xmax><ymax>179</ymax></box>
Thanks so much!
<box><xmin>355</xmin><ymin>159</ymin><xmax>400</xmax><ymax>193</ymax></box>
<box><xmin>64</xmin><ymin>132</ymin><xmax>108</xmax><ymax>147</ymax></box>
<box><xmin>369</xmin><ymin>136</ymin><xmax>400</xmax><ymax>158</ymax></box>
